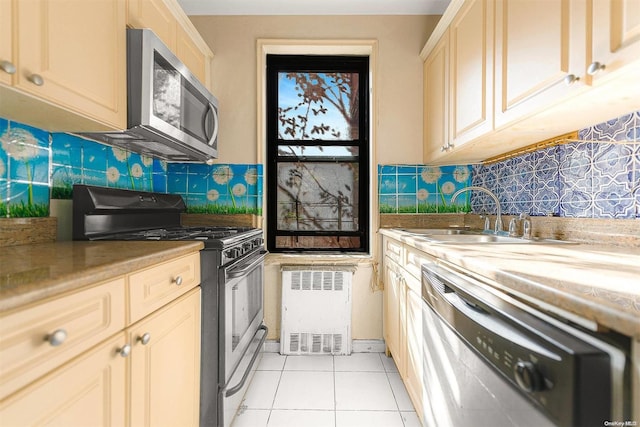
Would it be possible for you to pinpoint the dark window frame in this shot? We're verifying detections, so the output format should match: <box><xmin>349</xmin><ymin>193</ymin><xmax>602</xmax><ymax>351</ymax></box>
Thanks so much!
<box><xmin>266</xmin><ymin>54</ymin><xmax>370</xmax><ymax>253</ymax></box>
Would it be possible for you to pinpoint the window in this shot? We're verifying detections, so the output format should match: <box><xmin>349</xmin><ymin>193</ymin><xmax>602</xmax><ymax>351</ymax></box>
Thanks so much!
<box><xmin>266</xmin><ymin>55</ymin><xmax>370</xmax><ymax>253</ymax></box>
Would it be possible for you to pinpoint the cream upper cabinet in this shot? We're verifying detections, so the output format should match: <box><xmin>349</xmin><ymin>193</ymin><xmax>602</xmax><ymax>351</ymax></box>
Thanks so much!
<box><xmin>423</xmin><ymin>31</ymin><xmax>450</xmax><ymax>163</ymax></box>
<box><xmin>0</xmin><ymin>0</ymin><xmax>13</xmax><ymax>86</ymax></box>
<box><xmin>589</xmin><ymin>0</ymin><xmax>640</xmax><ymax>84</ymax></box>
<box><xmin>129</xmin><ymin>288</ymin><xmax>201</xmax><ymax>427</ymax></box>
<box><xmin>11</xmin><ymin>0</ymin><xmax>127</xmax><ymax>129</ymax></box>
<box><xmin>494</xmin><ymin>0</ymin><xmax>586</xmax><ymax>129</ymax></box>
<box><xmin>127</xmin><ymin>0</ymin><xmax>213</xmax><ymax>87</ymax></box>
<box><xmin>449</xmin><ymin>0</ymin><xmax>494</xmax><ymax>148</ymax></box>
<box><xmin>127</xmin><ymin>0</ymin><xmax>178</xmax><ymax>50</ymax></box>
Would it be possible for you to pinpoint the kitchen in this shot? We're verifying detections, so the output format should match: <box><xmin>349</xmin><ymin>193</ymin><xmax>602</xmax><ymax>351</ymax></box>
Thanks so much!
<box><xmin>1</xmin><ymin>0</ymin><xmax>639</xmax><ymax>426</ymax></box>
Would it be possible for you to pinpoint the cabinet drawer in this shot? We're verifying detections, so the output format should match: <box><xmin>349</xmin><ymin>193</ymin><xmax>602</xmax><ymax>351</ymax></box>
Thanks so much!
<box><xmin>383</xmin><ymin>237</ymin><xmax>403</xmax><ymax>265</ymax></box>
<box><xmin>0</xmin><ymin>278</ymin><xmax>125</xmax><ymax>400</ymax></box>
<box><xmin>404</xmin><ymin>246</ymin><xmax>433</xmax><ymax>285</ymax></box>
<box><xmin>128</xmin><ymin>252</ymin><xmax>200</xmax><ymax>324</ymax></box>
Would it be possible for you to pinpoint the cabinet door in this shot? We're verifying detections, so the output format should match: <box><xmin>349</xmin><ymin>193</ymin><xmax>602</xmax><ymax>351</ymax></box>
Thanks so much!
<box><xmin>450</xmin><ymin>0</ymin><xmax>494</xmax><ymax>147</ymax></box>
<box><xmin>494</xmin><ymin>0</ymin><xmax>585</xmax><ymax>128</ymax></box>
<box><xmin>0</xmin><ymin>333</ymin><xmax>127</xmax><ymax>427</ymax></box>
<box><xmin>383</xmin><ymin>257</ymin><xmax>404</xmax><ymax>374</ymax></box>
<box><xmin>176</xmin><ymin>25</ymin><xmax>211</xmax><ymax>86</ymax></box>
<box><xmin>405</xmin><ymin>284</ymin><xmax>423</xmax><ymax>417</ymax></box>
<box><xmin>589</xmin><ymin>0</ymin><xmax>640</xmax><ymax>84</ymax></box>
<box><xmin>129</xmin><ymin>288</ymin><xmax>201</xmax><ymax>427</ymax></box>
<box><xmin>423</xmin><ymin>31</ymin><xmax>450</xmax><ymax>163</ymax></box>
<box><xmin>128</xmin><ymin>252</ymin><xmax>200</xmax><ymax>324</ymax></box>
<box><xmin>0</xmin><ymin>0</ymin><xmax>12</xmax><ymax>86</ymax></box>
<box><xmin>15</xmin><ymin>0</ymin><xmax>126</xmax><ymax>129</ymax></box>
<box><xmin>0</xmin><ymin>278</ymin><xmax>126</xmax><ymax>400</ymax></box>
<box><xmin>127</xmin><ymin>0</ymin><xmax>178</xmax><ymax>52</ymax></box>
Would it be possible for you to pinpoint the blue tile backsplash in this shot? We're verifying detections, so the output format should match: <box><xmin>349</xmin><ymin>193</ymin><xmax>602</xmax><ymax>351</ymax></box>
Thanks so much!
<box><xmin>2</xmin><ymin>111</ymin><xmax>639</xmax><ymax>219</ymax></box>
<box><xmin>380</xmin><ymin>111</ymin><xmax>640</xmax><ymax>219</ymax></box>
<box><xmin>0</xmin><ymin>117</ymin><xmax>263</xmax><ymax>217</ymax></box>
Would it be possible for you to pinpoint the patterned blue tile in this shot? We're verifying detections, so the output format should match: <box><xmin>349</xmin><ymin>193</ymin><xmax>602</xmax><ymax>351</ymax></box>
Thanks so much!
<box><xmin>592</xmin><ymin>113</ymin><xmax>634</xmax><ymax>141</ymax></box>
<box><xmin>593</xmin><ymin>198</ymin><xmax>635</xmax><ymax>218</ymax></box>
<box><xmin>559</xmin><ymin>189</ymin><xmax>593</xmax><ymax>218</ymax></box>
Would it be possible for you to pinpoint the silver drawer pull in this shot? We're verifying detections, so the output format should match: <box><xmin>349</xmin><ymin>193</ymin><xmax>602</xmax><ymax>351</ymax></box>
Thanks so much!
<box><xmin>28</xmin><ymin>73</ymin><xmax>44</xmax><ymax>86</ymax></box>
<box><xmin>137</xmin><ymin>333</ymin><xmax>151</xmax><ymax>345</ymax></box>
<box><xmin>0</xmin><ymin>60</ymin><xmax>16</xmax><ymax>75</ymax></box>
<box><xmin>173</xmin><ymin>276</ymin><xmax>183</xmax><ymax>286</ymax></box>
<box><xmin>118</xmin><ymin>344</ymin><xmax>132</xmax><ymax>358</ymax></box>
<box><xmin>46</xmin><ymin>329</ymin><xmax>67</xmax><ymax>347</ymax></box>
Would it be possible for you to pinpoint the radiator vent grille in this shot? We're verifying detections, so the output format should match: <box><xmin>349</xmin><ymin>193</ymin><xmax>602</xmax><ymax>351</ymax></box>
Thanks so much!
<box><xmin>281</xmin><ymin>267</ymin><xmax>353</xmax><ymax>355</ymax></box>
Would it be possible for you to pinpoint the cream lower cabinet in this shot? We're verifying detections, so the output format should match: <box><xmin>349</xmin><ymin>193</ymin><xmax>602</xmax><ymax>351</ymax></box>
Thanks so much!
<box><xmin>383</xmin><ymin>236</ymin><xmax>423</xmax><ymax>421</ymax></box>
<box><xmin>0</xmin><ymin>252</ymin><xmax>202</xmax><ymax>426</ymax></box>
<box><xmin>129</xmin><ymin>288</ymin><xmax>201</xmax><ymax>427</ymax></box>
<box><xmin>0</xmin><ymin>333</ymin><xmax>128</xmax><ymax>426</ymax></box>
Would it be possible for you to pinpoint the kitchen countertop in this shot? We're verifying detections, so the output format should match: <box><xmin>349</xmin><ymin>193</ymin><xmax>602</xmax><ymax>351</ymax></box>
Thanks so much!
<box><xmin>0</xmin><ymin>240</ymin><xmax>204</xmax><ymax>313</ymax></box>
<box><xmin>379</xmin><ymin>228</ymin><xmax>640</xmax><ymax>339</ymax></box>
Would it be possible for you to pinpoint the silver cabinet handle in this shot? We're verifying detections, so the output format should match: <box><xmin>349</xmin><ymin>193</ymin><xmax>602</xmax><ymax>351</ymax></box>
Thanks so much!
<box><xmin>563</xmin><ymin>74</ymin><xmax>580</xmax><ymax>85</ymax></box>
<box><xmin>0</xmin><ymin>60</ymin><xmax>16</xmax><ymax>75</ymax></box>
<box><xmin>118</xmin><ymin>344</ymin><xmax>132</xmax><ymax>358</ymax></box>
<box><xmin>28</xmin><ymin>74</ymin><xmax>44</xmax><ymax>86</ymax></box>
<box><xmin>46</xmin><ymin>329</ymin><xmax>67</xmax><ymax>347</ymax></box>
<box><xmin>587</xmin><ymin>61</ymin><xmax>606</xmax><ymax>75</ymax></box>
<box><xmin>441</xmin><ymin>142</ymin><xmax>455</xmax><ymax>152</ymax></box>
<box><xmin>173</xmin><ymin>276</ymin><xmax>183</xmax><ymax>286</ymax></box>
<box><xmin>137</xmin><ymin>333</ymin><xmax>151</xmax><ymax>345</ymax></box>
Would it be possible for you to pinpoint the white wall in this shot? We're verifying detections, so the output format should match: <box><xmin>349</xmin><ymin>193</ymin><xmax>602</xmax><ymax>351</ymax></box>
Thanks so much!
<box><xmin>189</xmin><ymin>15</ymin><xmax>439</xmax><ymax>340</ymax></box>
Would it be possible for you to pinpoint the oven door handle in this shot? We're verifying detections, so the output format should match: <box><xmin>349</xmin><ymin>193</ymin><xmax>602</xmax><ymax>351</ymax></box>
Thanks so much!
<box><xmin>226</xmin><ymin>249</ymin><xmax>267</xmax><ymax>279</ymax></box>
<box><xmin>225</xmin><ymin>324</ymin><xmax>268</xmax><ymax>397</ymax></box>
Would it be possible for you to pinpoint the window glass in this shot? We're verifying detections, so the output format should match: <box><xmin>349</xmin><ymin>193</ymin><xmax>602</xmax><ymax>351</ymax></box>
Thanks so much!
<box><xmin>266</xmin><ymin>55</ymin><xmax>369</xmax><ymax>253</ymax></box>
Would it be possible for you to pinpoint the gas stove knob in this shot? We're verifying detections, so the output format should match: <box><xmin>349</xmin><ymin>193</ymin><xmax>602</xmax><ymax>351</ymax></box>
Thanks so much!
<box><xmin>514</xmin><ymin>361</ymin><xmax>543</xmax><ymax>392</ymax></box>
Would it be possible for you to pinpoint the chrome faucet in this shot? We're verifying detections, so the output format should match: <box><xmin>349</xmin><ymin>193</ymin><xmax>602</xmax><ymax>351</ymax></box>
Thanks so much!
<box><xmin>451</xmin><ymin>186</ymin><xmax>504</xmax><ymax>234</ymax></box>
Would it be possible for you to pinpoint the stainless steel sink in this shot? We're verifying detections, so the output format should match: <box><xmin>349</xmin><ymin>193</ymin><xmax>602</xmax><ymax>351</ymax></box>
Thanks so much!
<box><xmin>400</xmin><ymin>228</ymin><xmax>477</xmax><ymax>235</ymax></box>
<box><xmin>398</xmin><ymin>228</ymin><xmax>574</xmax><ymax>244</ymax></box>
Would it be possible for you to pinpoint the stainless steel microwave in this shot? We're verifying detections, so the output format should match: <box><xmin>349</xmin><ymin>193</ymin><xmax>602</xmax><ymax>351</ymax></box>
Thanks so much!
<box><xmin>79</xmin><ymin>29</ymin><xmax>219</xmax><ymax>163</ymax></box>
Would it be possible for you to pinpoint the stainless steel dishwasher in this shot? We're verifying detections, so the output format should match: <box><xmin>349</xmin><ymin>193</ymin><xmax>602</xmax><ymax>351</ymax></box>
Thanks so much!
<box><xmin>421</xmin><ymin>259</ymin><xmax>631</xmax><ymax>427</ymax></box>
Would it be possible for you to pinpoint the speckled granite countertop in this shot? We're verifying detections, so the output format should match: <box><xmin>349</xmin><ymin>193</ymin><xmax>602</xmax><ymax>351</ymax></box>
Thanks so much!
<box><xmin>0</xmin><ymin>241</ymin><xmax>204</xmax><ymax>312</ymax></box>
<box><xmin>380</xmin><ymin>228</ymin><xmax>640</xmax><ymax>339</ymax></box>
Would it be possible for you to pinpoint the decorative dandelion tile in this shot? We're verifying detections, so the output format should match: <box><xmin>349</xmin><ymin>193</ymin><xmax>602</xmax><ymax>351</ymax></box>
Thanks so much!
<box><xmin>397</xmin><ymin>165</ymin><xmax>417</xmax><ymax>174</ymax></box>
<box><xmin>378</xmin><ymin>174</ymin><xmax>397</xmax><ymax>195</ymax></box>
<box><xmin>152</xmin><ymin>174</ymin><xmax>167</xmax><ymax>193</ymax></box>
<box><xmin>51</xmin><ymin>133</ymin><xmax>83</xmax><ymax>168</ymax></box>
<box><xmin>396</xmin><ymin>175</ymin><xmax>416</xmax><ymax>195</ymax></box>
<box><xmin>167</xmin><ymin>174</ymin><xmax>188</xmax><ymax>194</ymax></box>
<box><xmin>82</xmin><ymin>169</ymin><xmax>107</xmax><ymax>187</ymax></box>
<box><xmin>379</xmin><ymin>165</ymin><xmax>396</xmax><ymax>174</ymax></box>
<box><xmin>51</xmin><ymin>166</ymin><xmax>83</xmax><ymax>199</ymax></box>
<box><xmin>397</xmin><ymin>195</ymin><xmax>417</xmax><ymax>213</ymax></box>
<box><xmin>7</xmin><ymin>121</ymin><xmax>49</xmax><ymax>148</ymax></box>
<box><xmin>7</xmin><ymin>182</ymin><xmax>49</xmax><ymax>217</ymax></box>
<box><xmin>188</xmin><ymin>173</ymin><xmax>208</xmax><ymax>194</ymax></box>
<box><xmin>379</xmin><ymin>195</ymin><xmax>397</xmax><ymax>213</ymax></box>
<box><xmin>187</xmin><ymin>163</ymin><xmax>210</xmax><ymax>175</ymax></box>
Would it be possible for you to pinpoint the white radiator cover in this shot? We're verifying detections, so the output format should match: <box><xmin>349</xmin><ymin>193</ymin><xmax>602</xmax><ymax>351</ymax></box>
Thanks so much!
<box><xmin>280</xmin><ymin>266</ymin><xmax>354</xmax><ymax>355</ymax></box>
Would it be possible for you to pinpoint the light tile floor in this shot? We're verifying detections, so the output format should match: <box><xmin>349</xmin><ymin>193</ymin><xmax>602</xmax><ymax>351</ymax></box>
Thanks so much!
<box><xmin>231</xmin><ymin>352</ymin><xmax>422</xmax><ymax>427</ymax></box>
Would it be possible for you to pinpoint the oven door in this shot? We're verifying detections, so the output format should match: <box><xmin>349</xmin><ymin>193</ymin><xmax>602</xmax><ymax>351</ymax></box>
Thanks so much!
<box><xmin>220</xmin><ymin>249</ymin><xmax>266</xmax><ymax>382</ymax></box>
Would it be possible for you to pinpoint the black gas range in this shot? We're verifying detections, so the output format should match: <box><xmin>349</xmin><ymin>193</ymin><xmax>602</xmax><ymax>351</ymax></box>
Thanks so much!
<box><xmin>72</xmin><ymin>184</ymin><xmax>267</xmax><ymax>427</ymax></box>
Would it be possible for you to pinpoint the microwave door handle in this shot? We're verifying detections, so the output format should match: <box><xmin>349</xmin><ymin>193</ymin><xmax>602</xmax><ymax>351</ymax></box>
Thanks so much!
<box><xmin>204</xmin><ymin>102</ymin><xmax>219</xmax><ymax>147</ymax></box>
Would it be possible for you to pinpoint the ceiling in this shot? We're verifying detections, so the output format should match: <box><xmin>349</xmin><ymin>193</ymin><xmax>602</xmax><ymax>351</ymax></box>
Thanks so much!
<box><xmin>177</xmin><ymin>0</ymin><xmax>451</xmax><ymax>15</ymax></box>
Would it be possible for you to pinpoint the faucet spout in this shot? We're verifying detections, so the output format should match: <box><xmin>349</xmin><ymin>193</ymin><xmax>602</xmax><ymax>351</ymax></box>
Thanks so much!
<box><xmin>451</xmin><ymin>186</ymin><xmax>503</xmax><ymax>234</ymax></box>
